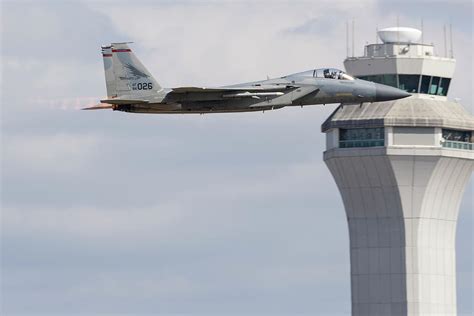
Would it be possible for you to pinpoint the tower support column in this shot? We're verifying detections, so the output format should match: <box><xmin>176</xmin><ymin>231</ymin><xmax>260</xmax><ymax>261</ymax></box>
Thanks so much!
<box><xmin>325</xmin><ymin>149</ymin><xmax>472</xmax><ymax>316</ymax></box>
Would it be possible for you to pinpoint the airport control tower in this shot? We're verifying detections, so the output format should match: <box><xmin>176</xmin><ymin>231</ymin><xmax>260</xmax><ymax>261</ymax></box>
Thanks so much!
<box><xmin>322</xmin><ymin>27</ymin><xmax>473</xmax><ymax>315</ymax></box>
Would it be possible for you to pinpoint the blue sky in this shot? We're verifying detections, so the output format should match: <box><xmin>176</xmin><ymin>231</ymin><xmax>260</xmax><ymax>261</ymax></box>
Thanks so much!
<box><xmin>1</xmin><ymin>0</ymin><xmax>472</xmax><ymax>315</ymax></box>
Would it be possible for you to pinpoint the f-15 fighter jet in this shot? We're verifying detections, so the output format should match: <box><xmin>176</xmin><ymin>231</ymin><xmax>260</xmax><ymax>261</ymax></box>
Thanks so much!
<box><xmin>83</xmin><ymin>43</ymin><xmax>410</xmax><ymax>114</ymax></box>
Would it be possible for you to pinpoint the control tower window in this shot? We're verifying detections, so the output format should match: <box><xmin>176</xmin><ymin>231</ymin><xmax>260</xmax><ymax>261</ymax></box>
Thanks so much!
<box><xmin>357</xmin><ymin>74</ymin><xmax>397</xmax><ymax>87</ymax></box>
<box><xmin>442</xmin><ymin>129</ymin><xmax>473</xmax><ymax>150</ymax></box>
<box><xmin>358</xmin><ymin>74</ymin><xmax>451</xmax><ymax>96</ymax></box>
<box><xmin>381</xmin><ymin>74</ymin><xmax>397</xmax><ymax>88</ymax></box>
<box><xmin>420</xmin><ymin>75</ymin><xmax>431</xmax><ymax>94</ymax></box>
<box><xmin>398</xmin><ymin>75</ymin><xmax>420</xmax><ymax>93</ymax></box>
<box><xmin>437</xmin><ymin>78</ymin><xmax>451</xmax><ymax>96</ymax></box>
<box><xmin>442</xmin><ymin>129</ymin><xmax>472</xmax><ymax>142</ymax></box>
<box><xmin>429</xmin><ymin>77</ymin><xmax>440</xmax><ymax>95</ymax></box>
<box><xmin>339</xmin><ymin>127</ymin><xmax>385</xmax><ymax>148</ymax></box>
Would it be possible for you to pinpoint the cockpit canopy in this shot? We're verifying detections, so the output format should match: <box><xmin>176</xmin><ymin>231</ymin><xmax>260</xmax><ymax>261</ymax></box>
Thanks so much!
<box><xmin>285</xmin><ymin>68</ymin><xmax>355</xmax><ymax>80</ymax></box>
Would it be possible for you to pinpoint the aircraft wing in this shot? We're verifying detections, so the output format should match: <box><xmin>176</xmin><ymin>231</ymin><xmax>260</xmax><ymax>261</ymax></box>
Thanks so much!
<box><xmin>167</xmin><ymin>85</ymin><xmax>298</xmax><ymax>101</ymax></box>
<box><xmin>171</xmin><ymin>85</ymin><xmax>297</xmax><ymax>93</ymax></box>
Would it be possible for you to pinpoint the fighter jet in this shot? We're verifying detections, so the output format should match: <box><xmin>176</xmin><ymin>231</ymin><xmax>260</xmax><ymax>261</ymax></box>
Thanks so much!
<box><xmin>83</xmin><ymin>43</ymin><xmax>410</xmax><ymax>114</ymax></box>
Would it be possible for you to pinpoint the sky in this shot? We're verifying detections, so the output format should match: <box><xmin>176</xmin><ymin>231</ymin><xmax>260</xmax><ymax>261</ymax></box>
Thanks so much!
<box><xmin>1</xmin><ymin>0</ymin><xmax>472</xmax><ymax>315</ymax></box>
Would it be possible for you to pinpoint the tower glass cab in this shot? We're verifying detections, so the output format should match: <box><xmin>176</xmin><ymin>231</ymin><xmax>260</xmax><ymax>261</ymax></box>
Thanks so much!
<box><xmin>345</xmin><ymin>27</ymin><xmax>455</xmax><ymax>99</ymax></box>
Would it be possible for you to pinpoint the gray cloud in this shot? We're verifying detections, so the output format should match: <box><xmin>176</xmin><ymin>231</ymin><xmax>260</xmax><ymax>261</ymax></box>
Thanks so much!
<box><xmin>2</xmin><ymin>1</ymin><xmax>122</xmax><ymax>62</ymax></box>
<box><xmin>282</xmin><ymin>13</ymin><xmax>343</xmax><ymax>37</ymax></box>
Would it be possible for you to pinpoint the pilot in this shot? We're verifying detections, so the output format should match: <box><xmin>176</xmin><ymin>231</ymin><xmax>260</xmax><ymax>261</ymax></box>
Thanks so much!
<box><xmin>323</xmin><ymin>69</ymin><xmax>331</xmax><ymax>78</ymax></box>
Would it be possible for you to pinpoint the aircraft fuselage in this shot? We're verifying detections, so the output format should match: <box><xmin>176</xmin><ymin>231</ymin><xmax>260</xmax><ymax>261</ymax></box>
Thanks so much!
<box><xmin>111</xmin><ymin>76</ymin><xmax>408</xmax><ymax>114</ymax></box>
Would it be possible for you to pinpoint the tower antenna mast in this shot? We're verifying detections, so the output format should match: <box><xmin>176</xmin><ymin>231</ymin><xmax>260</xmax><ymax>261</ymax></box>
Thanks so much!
<box><xmin>376</xmin><ymin>25</ymin><xmax>379</xmax><ymax>44</ymax></box>
<box><xmin>346</xmin><ymin>20</ymin><xmax>349</xmax><ymax>58</ymax></box>
<box><xmin>351</xmin><ymin>19</ymin><xmax>355</xmax><ymax>58</ymax></box>
<box><xmin>421</xmin><ymin>18</ymin><xmax>424</xmax><ymax>55</ymax></box>
<box><xmin>449</xmin><ymin>23</ymin><xmax>454</xmax><ymax>58</ymax></box>
<box><xmin>396</xmin><ymin>15</ymin><xmax>399</xmax><ymax>43</ymax></box>
<box><xmin>443</xmin><ymin>24</ymin><xmax>448</xmax><ymax>57</ymax></box>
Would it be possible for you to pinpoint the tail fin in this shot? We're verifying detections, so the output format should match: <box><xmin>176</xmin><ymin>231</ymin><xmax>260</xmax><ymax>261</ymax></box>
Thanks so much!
<box><xmin>102</xmin><ymin>45</ymin><xmax>117</xmax><ymax>98</ymax></box>
<box><xmin>101</xmin><ymin>43</ymin><xmax>162</xmax><ymax>99</ymax></box>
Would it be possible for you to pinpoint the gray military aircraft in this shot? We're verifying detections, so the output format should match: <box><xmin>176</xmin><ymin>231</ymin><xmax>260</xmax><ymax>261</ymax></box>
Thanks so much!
<box><xmin>83</xmin><ymin>43</ymin><xmax>410</xmax><ymax>114</ymax></box>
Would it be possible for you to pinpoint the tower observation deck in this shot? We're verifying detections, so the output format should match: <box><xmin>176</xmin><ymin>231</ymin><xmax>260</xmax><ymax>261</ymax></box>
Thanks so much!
<box><xmin>322</xmin><ymin>27</ymin><xmax>473</xmax><ymax>316</ymax></box>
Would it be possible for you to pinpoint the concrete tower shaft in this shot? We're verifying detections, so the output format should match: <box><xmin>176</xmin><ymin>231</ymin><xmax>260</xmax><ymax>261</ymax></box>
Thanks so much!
<box><xmin>325</xmin><ymin>149</ymin><xmax>471</xmax><ymax>315</ymax></box>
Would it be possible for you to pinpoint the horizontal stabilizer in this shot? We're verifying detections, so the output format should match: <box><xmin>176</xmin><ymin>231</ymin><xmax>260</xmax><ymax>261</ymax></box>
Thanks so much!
<box><xmin>100</xmin><ymin>99</ymin><xmax>149</xmax><ymax>105</ymax></box>
<box><xmin>82</xmin><ymin>103</ymin><xmax>114</xmax><ymax>110</ymax></box>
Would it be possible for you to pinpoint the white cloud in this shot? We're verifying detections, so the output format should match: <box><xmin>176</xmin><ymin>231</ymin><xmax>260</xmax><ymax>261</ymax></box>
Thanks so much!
<box><xmin>2</xmin><ymin>203</ymin><xmax>184</xmax><ymax>241</ymax></box>
<box><xmin>3</xmin><ymin>133</ymin><xmax>102</xmax><ymax>174</ymax></box>
<box><xmin>1</xmin><ymin>157</ymin><xmax>328</xmax><ymax>241</ymax></box>
<box><xmin>28</xmin><ymin>95</ymin><xmax>103</xmax><ymax>110</ymax></box>
<box><xmin>88</xmin><ymin>1</ymin><xmax>379</xmax><ymax>87</ymax></box>
<box><xmin>2</xmin><ymin>56</ymin><xmax>104</xmax><ymax>104</ymax></box>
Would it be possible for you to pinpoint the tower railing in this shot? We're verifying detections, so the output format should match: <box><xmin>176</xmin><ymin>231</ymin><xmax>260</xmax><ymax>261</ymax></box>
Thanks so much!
<box><xmin>441</xmin><ymin>140</ymin><xmax>473</xmax><ymax>150</ymax></box>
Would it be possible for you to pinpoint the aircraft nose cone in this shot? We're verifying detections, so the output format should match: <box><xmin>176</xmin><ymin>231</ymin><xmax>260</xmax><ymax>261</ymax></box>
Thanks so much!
<box><xmin>375</xmin><ymin>84</ymin><xmax>411</xmax><ymax>101</ymax></box>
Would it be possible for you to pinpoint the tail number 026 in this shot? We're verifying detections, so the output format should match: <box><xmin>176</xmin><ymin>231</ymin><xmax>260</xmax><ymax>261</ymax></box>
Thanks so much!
<box><xmin>136</xmin><ymin>82</ymin><xmax>153</xmax><ymax>90</ymax></box>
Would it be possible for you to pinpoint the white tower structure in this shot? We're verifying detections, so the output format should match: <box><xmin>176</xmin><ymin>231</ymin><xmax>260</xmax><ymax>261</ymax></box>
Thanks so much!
<box><xmin>322</xmin><ymin>27</ymin><xmax>473</xmax><ymax>316</ymax></box>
